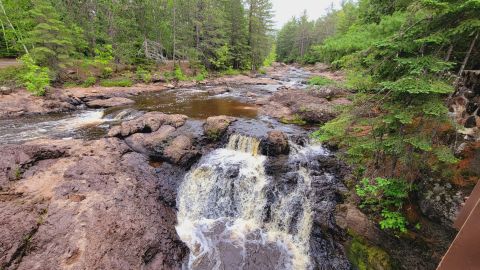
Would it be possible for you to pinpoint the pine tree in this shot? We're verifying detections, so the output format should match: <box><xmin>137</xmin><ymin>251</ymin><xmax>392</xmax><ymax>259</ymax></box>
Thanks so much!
<box><xmin>246</xmin><ymin>0</ymin><xmax>273</xmax><ymax>71</ymax></box>
<box><xmin>24</xmin><ymin>0</ymin><xmax>76</xmax><ymax>69</ymax></box>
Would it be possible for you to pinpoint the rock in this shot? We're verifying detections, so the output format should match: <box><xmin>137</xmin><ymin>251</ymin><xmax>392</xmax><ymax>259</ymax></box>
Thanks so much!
<box><xmin>261</xmin><ymin>130</ymin><xmax>289</xmax><ymax>156</ymax></box>
<box><xmin>0</xmin><ymin>86</ymin><xmax>13</xmax><ymax>95</ymax></box>
<box><xmin>297</xmin><ymin>103</ymin><xmax>336</xmax><ymax>123</ymax></box>
<box><xmin>0</xmin><ymin>144</ymin><xmax>67</xmax><ymax>189</ymax></box>
<box><xmin>259</xmin><ymin>89</ymin><xmax>339</xmax><ymax>124</ymax></box>
<box><xmin>203</xmin><ymin>116</ymin><xmax>236</xmax><ymax>140</ymax></box>
<box><xmin>125</xmin><ymin>125</ymin><xmax>176</xmax><ymax>155</ymax></box>
<box><xmin>207</xmin><ymin>87</ymin><xmax>231</xmax><ymax>95</ymax></box>
<box><xmin>166</xmin><ymin>84</ymin><xmax>175</xmax><ymax>89</ymax></box>
<box><xmin>163</xmin><ymin>135</ymin><xmax>199</xmax><ymax>166</ymax></box>
<box><xmin>335</xmin><ymin>204</ymin><xmax>381</xmax><ymax>242</ymax></box>
<box><xmin>464</xmin><ymin>116</ymin><xmax>477</xmax><ymax>128</ymax></box>
<box><xmin>114</xmin><ymin>112</ymin><xmax>188</xmax><ymax>138</ymax></box>
<box><xmin>86</xmin><ymin>97</ymin><xmax>135</xmax><ymax>108</ymax></box>
<box><xmin>0</xmin><ymin>139</ymin><xmax>187</xmax><ymax>269</ymax></box>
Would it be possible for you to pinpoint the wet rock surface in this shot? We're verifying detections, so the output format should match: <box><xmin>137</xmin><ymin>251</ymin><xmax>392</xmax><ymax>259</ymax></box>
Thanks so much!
<box><xmin>0</xmin><ymin>139</ymin><xmax>188</xmax><ymax>270</ymax></box>
<box><xmin>85</xmin><ymin>97</ymin><xmax>135</xmax><ymax>108</ymax></box>
<box><xmin>203</xmin><ymin>115</ymin><xmax>236</xmax><ymax>140</ymax></box>
<box><xmin>259</xmin><ymin>88</ymin><xmax>350</xmax><ymax>124</ymax></box>
<box><xmin>260</xmin><ymin>130</ymin><xmax>290</xmax><ymax>156</ymax></box>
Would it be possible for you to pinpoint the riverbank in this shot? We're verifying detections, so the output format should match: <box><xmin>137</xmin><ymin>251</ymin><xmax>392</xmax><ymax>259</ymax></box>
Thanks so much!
<box><xmin>0</xmin><ymin>64</ymin><xmax>456</xmax><ymax>270</ymax></box>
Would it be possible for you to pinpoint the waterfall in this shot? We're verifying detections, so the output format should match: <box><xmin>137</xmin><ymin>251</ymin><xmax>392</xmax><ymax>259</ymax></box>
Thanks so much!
<box><xmin>226</xmin><ymin>134</ymin><xmax>261</xmax><ymax>156</ymax></box>
<box><xmin>176</xmin><ymin>134</ymin><xmax>324</xmax><ymax>270</ymax></box>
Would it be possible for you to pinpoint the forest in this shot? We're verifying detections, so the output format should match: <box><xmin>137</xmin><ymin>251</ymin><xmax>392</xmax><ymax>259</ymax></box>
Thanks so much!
<box><xmin>278</xmin><ymin>0</ymin><xmax>480</xmax><ymax>233</ymax></box>
<box><xmin>0</xmin><ymin>0</ymin><xmax>274</xmax><ymax>94</ymax></box>
<box><xmin>0</xmin><ymin>0</ymin><xmax>479</xmax><ymax>269</ymax></box>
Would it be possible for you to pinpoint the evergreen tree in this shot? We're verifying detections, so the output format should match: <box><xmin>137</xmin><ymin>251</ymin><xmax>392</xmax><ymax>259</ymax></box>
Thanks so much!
<box><xmin>24</xmin><ymin>0</ymin><xmax>77</xmax><ymax>69</ymax></box>
<box><xmin>246</xmin><ymin>0</ymin><xmax>273</xmax><ymax>71</ymax></box>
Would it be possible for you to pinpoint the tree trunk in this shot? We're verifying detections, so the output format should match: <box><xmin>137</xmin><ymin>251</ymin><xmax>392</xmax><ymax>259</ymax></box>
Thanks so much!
<box><xmin>459</xmin><ymin>31</ymin><xmax>479</xmax><ymax>76</ymax></box>
<box><xmin>172</xmin><ymin>0</ymin><xmax>176</xmax><ymax>64</ymax></box>
<box><xmin>0</xmin><ymin>0</ymin><xmax>28</xmax><ymax>54</ymax></box>
<box><xmin>444</xmin><ymin>44</ymin><xmax>453</xmax><ymax>62</ymax></box>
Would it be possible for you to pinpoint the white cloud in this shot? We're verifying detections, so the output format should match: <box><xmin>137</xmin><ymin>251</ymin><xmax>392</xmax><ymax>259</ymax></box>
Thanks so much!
<box><xmin>270</xmin><ymin>0</ymin><xmax>343</xmax><ymax>29</ymax></box>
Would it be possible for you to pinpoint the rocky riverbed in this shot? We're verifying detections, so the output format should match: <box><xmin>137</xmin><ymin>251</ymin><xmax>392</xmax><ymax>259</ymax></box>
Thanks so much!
<box><xmin>0</xmin><ymin>64</ymin><xmax>455</xmax><ymax>270</ymax></box>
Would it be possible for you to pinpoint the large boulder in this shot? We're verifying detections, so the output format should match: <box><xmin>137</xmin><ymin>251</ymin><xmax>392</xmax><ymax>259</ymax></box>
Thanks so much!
<box><xmin>203</xmin><ymin>116</ymin><xmax>236</xmax><ymax>140</ymax></box>
<box><xmin>116</xmin><ymin>114</ymin><xmax>199</xmax><ymax>167</ymax></box>
<box><xmin>163</xmin><ymin>135</ymin><xmax>199</xmax><ymax>166</ymax></box>
<box><xmin>86</xmin><ymin>97</ymin><xmax>135</xmax><ymax>108</ymax></box>
<box><xmin>260</xmin><ymin>130</ymin><xmax>289</xmax><ymax>156</ymax></box>
<box><xmin>109</xmin><ymin>112</ymin><xmax>188</xmax><ymax>138</ymax></box>
<box><xmin>0</xmin><ymin>139</ymin><xmax>187</xmax><ymax>270</ymax></box>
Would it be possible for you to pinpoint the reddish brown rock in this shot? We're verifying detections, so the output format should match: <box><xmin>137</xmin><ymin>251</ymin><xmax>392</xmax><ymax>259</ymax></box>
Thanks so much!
<box><xmin>261</xmin><ymin>130</ymin><xmax>290</xmax><ymax>156</ymax></box>
<box><xmin>86</xmin><ymin>97</ymin><xmax>135</xmax><ymax>108</ymax></box>
<box><xmin>203</xmin><ymin>116</ymin><xmax>236</xmax><ymax>140</ymax></box>
<box><xmin>0</xmin><ymin>139</ymin><xmax>187</xmax><ymax>270</ymax></box>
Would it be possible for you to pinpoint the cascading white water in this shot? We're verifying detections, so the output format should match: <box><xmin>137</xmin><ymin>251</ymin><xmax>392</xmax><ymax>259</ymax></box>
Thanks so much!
<box><xmin>176</xmin><ymin>134</ymin><xmax>320</xmax><ymax>270</ymax></box>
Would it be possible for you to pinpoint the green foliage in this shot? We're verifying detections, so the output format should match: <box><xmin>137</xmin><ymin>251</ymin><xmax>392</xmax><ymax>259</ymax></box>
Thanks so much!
<box><xmin>380</xmin><ymin>210</ymin><xmax>408</xmax><ymax>233</ymax></box>
<box><xmin>222</xmin><ymin>68</ymin><xmax>241</xmax><ymax>76</ymax></box>
<box><xmin>83</xmin><ymin>76</ymin><xmax>96</xmax><ymax>87</ymax></box>
<box><xmin>24</xmin><ymin>0</ymin><xmax>80</xmax><ymax>70</ymax></box>
<box><xmin>280</xmin><ymin>114</ymin><xmax>307</xmax><ymax>125</ymax></box>
<box><xmin>356</xmin><ymin>177</ymin><xmax>409</xmax><ymax>233</ymax></box>
<box><xmin>94</xmin><ymin>45</ymin><xmax>114</xmax><ymax>65</ymax></box>
<box><xmin>136</xmin><ymin>68</ymin><xmax>152</xmax><ymax>83</ymax></box>
<box><xmin>356</xmin><ymin>177</ymin><xmax>409</xmax><ymax>210</ymax></box>
<box><xmin>174</xmin><ymin>66</ymin><xmax>187</xmax><ymax>81</ymax></box>
<box><xmin>99</xmin><ymin>78</ymin><xmax>133</xmax><ymax>87</ymax></box>
<box><xmin>0</xmin><ymin>66</ymin><xmax>24</xmax><ymax>88</ymax></box>
<box><xmin>101</xmin><ymin>67</ymin><xmax>113</xmax><ymax>79</ymax></box>
<box><xmin>347</xmin><ymin>233</ymin><xmax>393</xmax><ymax>270</ymax></box>
<box><xmin>308</xmin><ymin>75</ymin><xmax>335</xmax><ymax>86</ymax></box>
<box><xmin>194</xmin><ymin>67</ymin><xmax>209</xmax><ymax>82</ymax></box>
<box><xmin>263</xmin><ymin>44</ymin><xmax>276</xmax><ymax>67</ymax></box>
<box><xmin>20</xmin><ymin>54</ymin><xmax>50</xmax><ymax>96</ymax></box>
<box><xmin>210</xmin><ymin>44</ymin><xmax>232</xmax><ymax>70</ymax></box>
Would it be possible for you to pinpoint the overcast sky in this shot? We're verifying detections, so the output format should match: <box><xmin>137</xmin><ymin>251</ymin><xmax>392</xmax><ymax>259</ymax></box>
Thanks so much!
<box><xmin>271</xmin><ymin>0</ymin><xmax>343</xmax><ymax>29</ymax></box>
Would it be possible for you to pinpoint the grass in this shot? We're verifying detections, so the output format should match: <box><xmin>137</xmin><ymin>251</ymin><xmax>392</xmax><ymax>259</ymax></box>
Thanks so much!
<box><xmin>0</xmin><ymin>66</ymin><xmax>24</xmax><ymax>88</ymax></box>
<box><xmin>99</xmin><ymin>78</ymin><xmax>133</xmax><ymax>87</ymax></box>
<box><xmin>308</xmin><ymin>75</ymin><xmax>335</xmax><ymax>86</ymax></box>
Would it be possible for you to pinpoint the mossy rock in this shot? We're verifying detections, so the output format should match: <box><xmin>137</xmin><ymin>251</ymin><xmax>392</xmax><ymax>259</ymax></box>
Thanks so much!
<box><xmin>347</xmin><ymin>235</ymin><xmax>393</xmax><ymax>270</ymax></box>
<box><xmin>280</xmin><ymin>114</ymin><xmax>307</xmax><ymax>125</ymax></box>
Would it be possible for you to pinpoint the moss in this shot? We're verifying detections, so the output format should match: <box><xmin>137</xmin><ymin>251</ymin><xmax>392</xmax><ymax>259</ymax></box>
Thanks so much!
<box><xmin>280</xmin><ymin>114</ymin><xmax>307</xmax><ymax>125</ymax></box>
<box><xmin>206</xmin><ymin>129</ymin><xmax>222</xmax><ymax>141</ymax></box>
<box><xmin>14</xmin><ymin>167</ymin><xmax>22</xmax><ymax>180</ymax></box>
<box><xmin>347</xmin><ymin>234</ymin><xmax>394</xmax><ymax>270</ymax></box>
<box><xmin>99</xmin><ymin>78</ymin><xmax>133</xmax><ymax>87</ymax></box>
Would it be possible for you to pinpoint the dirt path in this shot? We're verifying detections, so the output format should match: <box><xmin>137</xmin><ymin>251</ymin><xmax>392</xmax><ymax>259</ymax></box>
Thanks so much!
<box><xmin>0</xmin><ymin>59</ymin><xmax>20</xmax><ymax>69</ymax></box>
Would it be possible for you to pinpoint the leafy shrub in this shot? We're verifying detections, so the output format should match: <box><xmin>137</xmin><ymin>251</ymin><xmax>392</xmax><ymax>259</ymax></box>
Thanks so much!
<box><xmin>356</xmin><ymin>177</ymin><xmax>409</xmax><ymax>233</ymax></box>
<box><xmin>20</xmin><ymin>54</ymin><xmax>51</xmax><ymax>96</ymax></box>
<box><xmin>0</xmin><ymin>66</ymin><xmax>24</xmax><ymax>87</ymax></box>
<box><xmin>222</xmin><ymin>68</ymin><xmax>241</xmax><ymax>76</ymax></box>
<box><xmin>308</xmin><ymin>75</ymin><xmax>335</xmax><ymax>86</ymax></box>
<box><xmin>379</xmin><ymin>210</ymin><xmax>408</xmax><ymax>233</ymax></box>
<box><xmin>99</xmin><ymin>78</ymin><xmax>133</xmax><ymax>87</ymax></box>
<box><xmin>83</xmin><ymin>76</ymin><xmax>96</xmax><ymax>87</ymax></box>
<box><xmin>136</xmin><ymin>68</ymin><xmax>152</xmax><ymax>83</ymax></box>
<box><xmin>101</xmin><ymin>66</ymin><xmax>113</xmax><ymax>78</ymax></box>
<box><xmin>263</xmin><ymin>44</ymin><xmax>277</xmax><ymax>67</ymax></box>
<box><xmin>174</xmin><ymin>66</ymin><xmax>187</xmax><ymax>81</ymax></box>
<box><xmin>210</xmin><ymin>44</ymin><xmax>232</xmax><ymax>70</ymax></box>
<box><xmin>194</xmin><ymin>67</ymin><xmax>208</xmax><ymax>82</ymax></box>
<box><xmin>94</xmin><ymin>44</ymin><xmax>114</xmax><ymax>65</ymax></box>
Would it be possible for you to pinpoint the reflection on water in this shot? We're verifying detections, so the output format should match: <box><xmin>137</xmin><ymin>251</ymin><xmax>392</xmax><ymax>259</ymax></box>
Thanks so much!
<box><xmin>106</xmin><ymin>89</ymin><xmax>258</xmax><ymax>119</ymax></box>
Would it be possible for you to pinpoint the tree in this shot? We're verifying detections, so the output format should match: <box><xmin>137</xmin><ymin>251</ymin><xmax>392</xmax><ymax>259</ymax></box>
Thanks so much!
<box><xmin>24</xmin><ymin>0</ymin><xmax>78</xmax><ymax>69</ymax></box>
<box><xmin>246</xmin><ymin>0</ymin><xmax>273</xmax><ymax>71</ymax></box>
